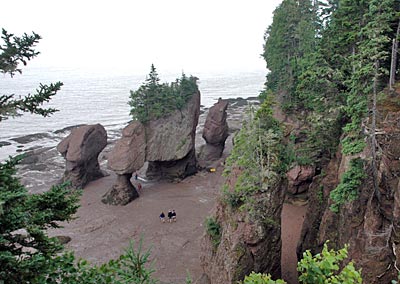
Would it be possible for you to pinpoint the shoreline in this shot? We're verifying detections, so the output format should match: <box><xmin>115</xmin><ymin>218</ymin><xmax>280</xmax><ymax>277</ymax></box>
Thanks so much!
<box><xmin>7</xmin><ymin>96</ymin><xmax>257</xmax><ymax>194</ymax></box>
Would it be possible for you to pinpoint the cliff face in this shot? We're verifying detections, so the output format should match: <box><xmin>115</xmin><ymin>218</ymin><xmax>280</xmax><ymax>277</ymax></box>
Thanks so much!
<box><xmin>201</xmin><ymin>169</ymin><xmax>284</xmax><ymax>283</ymax></box>
<box><xmin>298</xmin><ymin>95</ymin><xmax>400</xmax><ymax>283</ymax></box>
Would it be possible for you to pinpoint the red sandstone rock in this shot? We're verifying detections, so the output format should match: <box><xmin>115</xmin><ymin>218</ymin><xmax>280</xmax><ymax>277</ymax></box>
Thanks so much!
<box><xmin>57</xmin><ymin>124</ymin><xmax>107</xmax><ymax>188</ymax></box>
<box><xmin>108</xmin><ymin>121</ymin><xmax>146</xmax><ymax>175</ymax></box>
<box><xmin>203</xmin><ymin>99</ymin><xmax>229</xmax><ymax>145</ymax></box>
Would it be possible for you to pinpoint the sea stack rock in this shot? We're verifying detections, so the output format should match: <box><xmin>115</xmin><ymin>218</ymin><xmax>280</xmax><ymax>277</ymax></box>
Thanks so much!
<box><xmin>102</xmin><ymin>122</ymin><xmax>146</xmax><ymax>205</ymax></box>
<box><xmin>199</xmin><ymin>99</ymin><xmax>229</xmax><ymax>165</ymax></box>
<box><xmin>104</xmin><ymin>91</ymin><xmax>200</xmax><ymax>205</ymax></box>
<box><xmin>145</xmin><ymin>91</ymin><xmax>200</xmax><ymax>180</ymax></box>
<box><xmin>57</xmin><ymin>124</ymin><xmax>107</xmax><ymax>189</ymax></box>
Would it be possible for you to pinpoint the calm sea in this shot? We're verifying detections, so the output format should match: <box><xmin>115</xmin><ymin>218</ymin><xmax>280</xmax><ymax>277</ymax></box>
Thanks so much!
<box><xmin>0</xmin><ymin>67</ymin><xmax>266</xmax><ymax>159</ymax></box>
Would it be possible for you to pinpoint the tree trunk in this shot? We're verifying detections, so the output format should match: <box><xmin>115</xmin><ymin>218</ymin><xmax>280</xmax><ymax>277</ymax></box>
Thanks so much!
<box><xmin>389</xmin><ymin>18</ymin><xmax>400</xmax><ymax>90</ymax></box>
<box><xmin>372</xmin><ymin>60</ymin><xmax>380</xmax><ymax>201</ymax></box>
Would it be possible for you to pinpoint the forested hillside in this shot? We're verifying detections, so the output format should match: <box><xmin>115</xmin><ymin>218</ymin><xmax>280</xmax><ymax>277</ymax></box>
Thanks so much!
<box><xmin>201</xmin><ymin>0</ymin><xmax>400</xmax><ymax>283</ymax></box>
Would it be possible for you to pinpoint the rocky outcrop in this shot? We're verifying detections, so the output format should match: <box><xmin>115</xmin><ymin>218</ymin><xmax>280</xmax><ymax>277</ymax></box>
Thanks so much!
<box><xmin>145</xmin><ymin>91</ymin><xmax>200</xmax><ymax>179</ymax></box>
<box><xmin>200</xmin><ymin>167</ymin><xmax>284</xmax><ymax>283</ymax></box>
<box><xmin>146</xmin><ymin>149</ymin><xmax>197</xmax><ymax>180</ymax></box>
<box><xmin>104</xmin><ymin>92</ymin><xmax>200</xmax><ymax>205</ymax></box>
<box><xmin>198</xmin><ymin>99</ymin><xmax>229</xmax><ymax>165</ymax></box>
<box><xmin>297</xmin><ymin>102</ymin><xmax>400</xmax><ymax>283</ymax></box>
<box><xmin>286</xmin><ymin>165</ymin><xmax>315</xmax><ymax>195</ymax></box>
<box><xmin>102</xmin><ymin>122</ymin><xmax>145</xmax><ymax>205</ymax></box>
<box><xmin>57</xmin><ymin>124</ymin><xmax>107</xmax><ymax>188</ymax></box>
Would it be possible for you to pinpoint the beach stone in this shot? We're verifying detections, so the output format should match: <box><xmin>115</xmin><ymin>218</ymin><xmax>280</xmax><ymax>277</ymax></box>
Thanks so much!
<box><xmin>57</xmin><ymin>124</ymin><xmax>107</xmax><ymax>189</ymax></box>
<box><xmin>0</xmin><ymin>141</ymin><xmax>11</xmax><ymax>147</ymax></box>
<box><xmin>108</xmin><ymin>121</ymin><xmax>146</xmax><ymax>175</ymax></box>
<box><xmin>102</xmin><ymin>174</ymin><xmax>139</xmax><ymax>205</ymax></box>
<box><xmin>199</xmin><ymin>99</ymin><xmax>229</xmax><ymax>165</ymax></box>
<box><xmin>11</xmin><ymin>132</ymin><xmax>52</xmax><ymax>144</ymax></box>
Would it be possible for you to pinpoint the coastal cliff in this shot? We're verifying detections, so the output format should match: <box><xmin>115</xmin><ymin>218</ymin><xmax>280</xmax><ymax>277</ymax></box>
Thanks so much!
<box><xmin>297</xmin><ymin>93</ymin><xmax>400</xmax><ymax>283</ymax></box>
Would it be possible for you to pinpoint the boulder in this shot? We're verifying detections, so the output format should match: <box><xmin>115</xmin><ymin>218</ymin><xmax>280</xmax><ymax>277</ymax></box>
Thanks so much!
<box><xmin>57</xmin><ymin>124</ymin><xmax>107</xmax><ymax>188</ymax></box>
<box><xmin>286</xmin><ymin>165</ymin><xmax>315</xmax><ymax>195</ymax></box>
<box><xmin>108</xmin><ymin>122</ymin><xmax>146</xmax><ymax>175</ymax></box>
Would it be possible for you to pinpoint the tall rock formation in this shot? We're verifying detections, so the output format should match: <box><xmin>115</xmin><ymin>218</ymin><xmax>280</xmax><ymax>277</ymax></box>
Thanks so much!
<box><xmin>145</xmin><ymin>91</ymin><xmax>200</xmax><ymax>180</ymax></box>
<box><xmin>57</xmin><ymin>124</ymin><xmax>107</xmax><ymax>189</ymax></box>
<box><xmin>200</xmin><ymin>167</ymin><xmax>284</xmax><ymax>283</ymax></box>
<box><xmin>103</xmin><ymin>122</ymin><xmax>146</xmax><ymax>205</ymax></box>
<box><xmin>104</xmin><ymin>91</ymin><xmax>200</xmax><ymax>205</ymax></box>
<box><xmin>198</xmin><ymin>99</ymin><xmax>229</xmax><ymax>167</ymax></box>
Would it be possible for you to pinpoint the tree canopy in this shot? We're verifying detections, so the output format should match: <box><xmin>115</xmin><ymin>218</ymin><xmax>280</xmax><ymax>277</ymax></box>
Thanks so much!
<box><xmin>129</xmin><ymin>64</ymin><xmax>199</xmax><ymax>123</ymax></box>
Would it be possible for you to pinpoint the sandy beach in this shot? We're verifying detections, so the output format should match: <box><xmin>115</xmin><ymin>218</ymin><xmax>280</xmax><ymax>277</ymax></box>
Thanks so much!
<box><xmin>49</xmin><ymin>168</ymin><xmax>306</xmax><ymax>284</ymax></box>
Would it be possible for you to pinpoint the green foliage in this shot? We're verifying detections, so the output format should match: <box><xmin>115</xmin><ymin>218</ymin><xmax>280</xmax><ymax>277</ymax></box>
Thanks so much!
<box><xmin>238</xmin><ymin>242</ymin><xmax>362</xmax><ymax>284</ymax></box>
<box><xmin>263</xmin><ymin>0</ymin><xmax>320</xmax><ymax>109</ymax></box>
<box><xmin>205</xmin><ymin>217</ymin><xmax>221</xmax><ymax>249</ymax></box>
<box><xmin>0</xmin><ymin>28</ymin><xmax>40</xmax><ymax>76</ymax></box>
<box><xmin>297</xmin><ymin>242</ymin><xmax>362</xmax><ymax>284</ymax></box>
<box><xmin>223</xmin><ymin>103</ymin><xmax>282</xmax><ymax>208</ymax></box>
<box><xmin>0</xmin><ymin>156</ymin><xmax>81</xmax><ymax>283</ymax></box>
<box><xmin>330</xmin><ymin>158</ymin><xmax>366</xmax><ymax>213</ymax></box>
<box><xmin>33</xmin><ymin>238</ymin><xmax>158</xmax><ymax>284</ymax></box>
<box><xmin>241</xmin><ymin>272</ymin><xmax>286</xmax><ymax>284</ymax></box>
<box><xmin>0</xmin><ymin>29</ymin><xmax>62</xmax><ymax>122</ymax></box>
<box><xmin>129</xmin><ymin>64</ymin><xmax>198</xmax><ymax>123</ymax></box>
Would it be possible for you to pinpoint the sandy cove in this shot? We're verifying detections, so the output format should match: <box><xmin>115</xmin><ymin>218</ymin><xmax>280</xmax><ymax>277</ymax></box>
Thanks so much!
<box><xmin>46</xmin><ymin>97</ymin><xmax>306</xmax><ymax>284</ymax></box>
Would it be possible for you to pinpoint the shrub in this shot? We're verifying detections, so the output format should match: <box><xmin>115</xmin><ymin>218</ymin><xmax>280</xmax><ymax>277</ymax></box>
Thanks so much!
<box><xmin>205</xmin><ymin>217</ymin><xmax>222</xmax><ymax>249</ymax></box>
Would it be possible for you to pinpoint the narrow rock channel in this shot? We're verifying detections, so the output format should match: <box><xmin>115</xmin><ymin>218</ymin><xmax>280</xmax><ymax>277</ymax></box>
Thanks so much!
<box><xmin>281</xmin><ymin>202</ymin><xmax>307</xmax><ymax>284</ymax></box>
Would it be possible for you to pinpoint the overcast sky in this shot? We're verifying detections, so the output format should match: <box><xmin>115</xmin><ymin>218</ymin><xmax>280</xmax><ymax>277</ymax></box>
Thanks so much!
<box><xmin>1</xmin><ymin>0</ymin><xmax>282</xmax><ymax>74</ymax></box>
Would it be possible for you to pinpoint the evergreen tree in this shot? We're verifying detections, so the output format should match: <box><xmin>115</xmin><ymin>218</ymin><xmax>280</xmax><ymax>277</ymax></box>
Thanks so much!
<box><xmin>129</xmin><ymin>65</ymin><xmax>199</xmax><ymax>123</ymax></box>
<box><xmin>0</xmin><ymin>29</ymin><xmax>62</xmax><ymax>122</ymax></box>
<box><xmin>263</xmin><ymin>0</ymin><xmax>320</xmax><ymax>110</ymax></box>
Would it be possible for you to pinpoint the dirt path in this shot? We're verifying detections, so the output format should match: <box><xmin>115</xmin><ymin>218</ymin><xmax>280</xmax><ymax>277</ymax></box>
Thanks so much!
<box><xmin>49</xmin><ymin>167</ymin><xmax>224</xmax><ymax>284</ymax></box>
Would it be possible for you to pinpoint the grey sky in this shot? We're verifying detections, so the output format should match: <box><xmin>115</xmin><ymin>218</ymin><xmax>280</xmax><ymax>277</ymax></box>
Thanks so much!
<box><xmin>1</xmin><ymin>0</ymin><xmax>281</xmax><ymax>74</ymax></box>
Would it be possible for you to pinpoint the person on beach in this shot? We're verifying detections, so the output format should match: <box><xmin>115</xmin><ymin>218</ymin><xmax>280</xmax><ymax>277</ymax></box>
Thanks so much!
<box><xmin>134</xmin><ymin>172</ymin><xmax>138</xmax><ymax>180</ymax></box>
<box><xmin>137</xmin><ymin>183</ymin><xmax>142</xmax><ymax>191</ymax></box>
<box><xmin>159</xmin><ymin>212</ymin><xmax>165</xmax><ymax>223</ymax></box>
<box><xmin>171</xmin><ymin>209</ymin><xmax>177</xmax><ymax>222</ymax></box>
<box><xmin>167</xmin><ymin>210</ymin><xmax>173</xmax><ymax>223</ymax></box>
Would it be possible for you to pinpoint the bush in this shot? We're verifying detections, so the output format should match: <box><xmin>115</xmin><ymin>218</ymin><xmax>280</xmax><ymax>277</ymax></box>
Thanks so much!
<box><xmin>297</xmin><ymin>242</ymin><xmax>362</xmax><ymax>284</ymax></box>
<box><xmin>329</xmin><ymin>158</ymin><xmax>366</xmax><ymax>213</ymax></box>
<box><xmin>239</xmin><ymin>242</ymin><xmax>362</xmax><ymax>284</ymax></box>
<box><xmin>205</xmin><ymin>217</ymin><xmax>221</xmax><ymax>249</ymax></box>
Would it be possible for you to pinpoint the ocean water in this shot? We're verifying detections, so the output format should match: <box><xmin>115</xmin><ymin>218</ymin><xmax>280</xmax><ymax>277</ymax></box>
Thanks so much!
<box><xmin>0</xmin><ymin>67</ymin><xmax>266</xmax><ymax>160</ymax></box>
